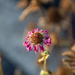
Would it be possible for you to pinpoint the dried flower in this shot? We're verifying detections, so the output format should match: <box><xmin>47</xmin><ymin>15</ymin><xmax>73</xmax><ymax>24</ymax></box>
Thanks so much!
<box><xmin>23</xmin><ymin>28</ymin><xmax>51</xmax><ymax>53</ymax></box>
<box><xmin>62</xmin><ymin>44</ymin><xmax>75</xmax><ymax>73</ymax></box>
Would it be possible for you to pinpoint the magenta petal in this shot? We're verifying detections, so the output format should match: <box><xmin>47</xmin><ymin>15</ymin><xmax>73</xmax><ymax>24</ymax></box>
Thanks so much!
<box><xmin>28</xmin><ymin>31</ymin><xmax>32</xmax><ymax>36</ymax></box>
<box><xmin>44</xmin><ymin>42</ymin><xmax>50</xmax><ymax>46</ymax></box>
<box><xmin>25</xmin><ymin>33</ymin><xmax>30</xmax><ymax>39</ymax></box>
<box><xmin>40</xmin><ymin>30</ymin><xmax>49</xmax><ymax>34</ymax></box>
<box><xmin>43</xmin><ymin>41</ymin><xmax>49</xmax><ymax>45</ymax></box>
<box><xmin>31</xmin><ymin>30</ymin><xmax>34</xmax><ymax>33</ymax></box>
<box><xmin>28</xmin><ymin>31</ymin><xmax>34</xmax><ymax>36</ymax></box>
<box><xmin>34</xmin><ymin>45</ymin><xmax>38</xmax><ymax>53</ymax></box>
<box><xmin>40</xmin><ymin>29</ymin><xmax>44</xmax><ymax>33</ymax></box>
<box><xmin>44</xmin><ymin>34</ymin><xmax>50</xmax><ymax>39</ymax></box>
<box><xmin>44</xmin><ymin>42</ymin><xmax>47</xmax><ymax>45</ymax></box>
<box><xmin>39</xmin><ymin>44</ymin><xmax>44</xmax><ymax>52</ymax></box>
<box><xmin>47</xmin><ymin>38</ymin><xmax>51</xmax><ymax>45</ymax></box>
<box><xmin>25</xmin><ymin>36</ymin><xmax>29</xmax><ymax>39</ymax></box>
<box><xmin>44</xmin><ymin>30</ymin><xmax>49</xmax><ymax>34</ymax></box>
<box><xmin>43</xmin><ymin>38</ymin><xmax>48</xmax><ymax>43</ymax></box>
<box><xmin>34</xmin><ymin>28</ymin><xmax>39</xmax><ymax>32</ymax></box>
<box><xmin>48</xmin><ymin>37</ymin><xmax>51</xmax><ymax>42</ymax></box>
<box><xmin>43</xmin><ymin>37</ymin><xmax>51</xmax><ymax>46</ymax></box>
<box><xmin>23</xmin><ymin>40</ymin><xmax>30</xmax><ymax>46</ymax></box>
<box><xmin>26</xmin><ymin>44</ymin><xmax>33</xmax><ymax>51</ymax></box>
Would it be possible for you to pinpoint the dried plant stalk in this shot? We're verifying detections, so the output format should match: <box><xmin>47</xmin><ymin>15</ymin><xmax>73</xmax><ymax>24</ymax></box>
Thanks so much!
<box><xmin>17</xmin><ymin>0</ymin><xmax>28</xmax><ymax>9</ymax></box>
<box><xmin>19</xmin><ymin>0</ymin><xmax>40</xmax><ymax>21</ymax></box>
<box><xmin>62</xmin><ymin>44</ymin><xmax>75</xmax><ymax>73</ymax></box>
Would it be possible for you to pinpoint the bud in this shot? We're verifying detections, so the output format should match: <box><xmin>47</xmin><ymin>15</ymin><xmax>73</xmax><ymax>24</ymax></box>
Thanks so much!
<box><xmin>40</xmin><ymin>69</ymin><xmax>51</xmax><ymax>75</ymax></box>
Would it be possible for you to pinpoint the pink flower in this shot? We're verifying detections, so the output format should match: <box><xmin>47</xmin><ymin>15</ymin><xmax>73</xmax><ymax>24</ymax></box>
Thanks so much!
<box><xmin>23</xmin><ymin>28</ymin><xmax>51</xmax><ymax>53</ymax></box>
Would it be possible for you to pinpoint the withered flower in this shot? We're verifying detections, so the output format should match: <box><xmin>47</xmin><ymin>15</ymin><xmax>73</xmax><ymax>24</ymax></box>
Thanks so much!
<box><xmin>62</xmin><ymin>44</ymin><xmax>75</xmax><ymax>73</ymax></box>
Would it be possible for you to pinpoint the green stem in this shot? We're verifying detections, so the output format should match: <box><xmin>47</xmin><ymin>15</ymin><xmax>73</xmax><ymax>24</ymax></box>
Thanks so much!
<box><xmin>44</xmin><ymin>59</ymin><xmax>47</xmax><ymax>71</ymax></box>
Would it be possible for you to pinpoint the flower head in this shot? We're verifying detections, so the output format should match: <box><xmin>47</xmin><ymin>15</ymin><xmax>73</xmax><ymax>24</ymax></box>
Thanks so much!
<box><xmin>23</xmin><ymin>28</ymin><xmax>51</xmax><ymax>53</ymax></box>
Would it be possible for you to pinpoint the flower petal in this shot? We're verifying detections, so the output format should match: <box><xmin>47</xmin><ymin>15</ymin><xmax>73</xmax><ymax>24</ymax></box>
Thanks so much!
<box><xmin>34</xmin><ymin>28</ymin><xmax>39</xmax><ymax>32</ymax></box>
<box><xmin>28</xmin><ymin>31</ymin><xmax>33</xmax><ymax>36</ymax></box>
<box><xmin>43</xmin><ymin>34</ymin><xmax>49</xmax><ymax>39</ymax></box>
<box><xmin>26</xmin><ymin>44</ymin><xmax>33</xmax><ymax>51</ymax></box>
<box><xmin>40</xmin><ymin>30</ymin><xmax>49</xmax><ymax>34</ymax></box>
<box><xmin>39</xmin><ymin>44</ymin><xmax>44</xmax><ymax>52</ymax></box>
<box><xmin>43</xmin><ymin>37</ymin><xmax>51</xmax><ymax>46</ymax></box>
<box><xmin>23</xmin><ymin>40</ymin><xmax>30</xmax><ymax>46</ymax></box>
<box><xmin>40</xmin><ymin>29</ymin><xmax>44</xmax><ymax>33</ymax></box>
<box><xmin>25</xmin><ymin>36</ymin><xmax>29</xmax><ymax>39</ymax></box>
<box><xmin>26</xmin><ymin>31</ymin><xmax>34</xmax><ymax>39</ymax></box>
<box><xmin>44</xmin><ymin>30</ymin><xmax>49</xmax><ymax>34</ymax></box>
<box><xmin>34</xmin><ymin>45</ymin><xmax>38</xmax><ymax>53</ymax></box>
<box><xmin>43</xmin><ymin>39</ymin><xmax>47</xmax><ymax>43</ymax></box>
<box><xmin>48</xmin><ymin>37</ymin><xmax>51</xmax><ymax>43</ymax></box>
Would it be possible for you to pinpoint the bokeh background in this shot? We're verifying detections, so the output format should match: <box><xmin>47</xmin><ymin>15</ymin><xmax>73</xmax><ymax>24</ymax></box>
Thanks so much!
<box><xmin>0</xmin><ymin>0</ymin><xmax>75</xmax><ymax>75</ymax></box>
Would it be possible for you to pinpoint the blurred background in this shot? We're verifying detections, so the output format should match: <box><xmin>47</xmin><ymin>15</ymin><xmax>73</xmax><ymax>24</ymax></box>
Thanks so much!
<box><xmin>0</xmin><ymin>0</ymin><xmax>75</xmax><ymax>75</ymax></box>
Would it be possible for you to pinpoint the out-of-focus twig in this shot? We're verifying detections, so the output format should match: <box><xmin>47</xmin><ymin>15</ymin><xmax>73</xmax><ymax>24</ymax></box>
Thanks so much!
<box><xmin>17</xmin><ymin>0</ymin><xmax>53</xmax><ymax>9</ymax></box>
<box><xmin>17</xmin><ymin>0</ymin><xmax>28</xmax><ymax>9</ymax></box>
<box><xmin>19</xmin><ymin>0</ymin><xmax>40</xmax><ymax>21</ymax></box>
<box><xmin>19</xmin><ymin>0</ymin><xmax>54</xmax><ymax>21</ymax></box>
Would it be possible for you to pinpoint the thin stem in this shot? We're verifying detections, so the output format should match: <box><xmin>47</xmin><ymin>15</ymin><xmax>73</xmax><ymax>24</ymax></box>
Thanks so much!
<box><xmin>44</xmin><ymin>59</ymin><xmax>47</xmax><ymax>71</ymax></box>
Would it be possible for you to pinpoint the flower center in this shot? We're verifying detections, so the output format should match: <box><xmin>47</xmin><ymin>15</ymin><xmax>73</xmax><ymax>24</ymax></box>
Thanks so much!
<box><xmin>30</xmin><ymin>32</ymin><xmax>43</xmax><ymax>44</ymax></box>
